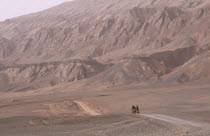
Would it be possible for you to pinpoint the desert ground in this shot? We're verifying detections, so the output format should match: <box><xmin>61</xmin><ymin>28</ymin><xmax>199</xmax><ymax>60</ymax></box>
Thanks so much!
<box><xmin>1</xmin><ymin>0</ymin><xmax>210</xmax><ymax>135</ymax></box>
<box><xmin>0</xmin><ymin>81</ymin><xmax>210</xmax><ymax>136</ymax></box>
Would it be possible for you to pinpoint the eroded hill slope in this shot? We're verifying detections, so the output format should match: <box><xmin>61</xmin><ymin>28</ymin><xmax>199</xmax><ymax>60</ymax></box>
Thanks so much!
<box><xmin>0</xmin><ymin>0</ymin><xmax>210</xmax><ymax>91</ymax></box>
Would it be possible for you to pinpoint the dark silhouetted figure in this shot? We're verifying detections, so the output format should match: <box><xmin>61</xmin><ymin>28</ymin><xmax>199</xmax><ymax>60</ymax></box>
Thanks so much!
<box><xmin>136</xmin><ymin>105</ymin><xmax>140</xmax><ymax>114</ymax></box>
<box><xmin>131</xmin><ymin>105</ymin><xmax>140</xmax><ymax>114</ymax></box>
<box><xmin>132</xmin><ymin>105</ymin><xmax>136</xmax><ymax>114</ymax></box>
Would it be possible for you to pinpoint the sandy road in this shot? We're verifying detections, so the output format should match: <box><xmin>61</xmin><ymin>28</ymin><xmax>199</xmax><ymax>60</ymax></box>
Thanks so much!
<box><xmin>74</xmin><ymin>100</ymin><xmax>206</xmax><ymax>127</ymax></box>
<box><xmin>141</xmin><ymin>114</ymin><xmax>205</xmax><ymax>127</ymax></box>
<box><xmin>74</xmin><ymin>101</ymin><xmax>101</xmax><ymax>116</ymax></box>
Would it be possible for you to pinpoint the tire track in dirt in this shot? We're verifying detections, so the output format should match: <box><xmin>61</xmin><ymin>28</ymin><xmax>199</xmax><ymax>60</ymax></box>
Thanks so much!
<box><xmin>74</xmin><ymin>101</ymin><xmax>101</xmax><ymax>116</ymax></box>
<box><xmin>142</xmin><ymin>114</ymin><xmax>205</xmax><ymax>127</ymax></box>
<box><xmin>74</xmin><ymin>100</ymin><xmax>204</xmax><ymax>127</ymax></box>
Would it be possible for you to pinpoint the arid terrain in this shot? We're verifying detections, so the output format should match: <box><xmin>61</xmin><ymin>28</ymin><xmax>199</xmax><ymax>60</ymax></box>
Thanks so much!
<box><xmin>1</xmin><ymin>81</ymin><xmax>210</xmax><ymax>136</ymax></box>
<box><xmin>0</xmin><ymin>0</ymin><xmax>210</xmax><ymax>135</ymax></box>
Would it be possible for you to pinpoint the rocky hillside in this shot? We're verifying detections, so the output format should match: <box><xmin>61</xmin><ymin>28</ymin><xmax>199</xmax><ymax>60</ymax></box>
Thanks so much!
<box><xmin>0</xmin><ymin>59</ymin><xmax>105</xmax><ymax>91</ymax></box>
<box><xmin>0</xmin><ymin>0</ymin><xmax>210</xmax><ymax>91</ymax></box>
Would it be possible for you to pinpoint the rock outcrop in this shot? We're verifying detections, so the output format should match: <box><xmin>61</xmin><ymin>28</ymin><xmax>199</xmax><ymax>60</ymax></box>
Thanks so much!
<box><xmin>0</xmin><ymin>59</ymin><xmax>105</xmax><ymax>91</ymax></box>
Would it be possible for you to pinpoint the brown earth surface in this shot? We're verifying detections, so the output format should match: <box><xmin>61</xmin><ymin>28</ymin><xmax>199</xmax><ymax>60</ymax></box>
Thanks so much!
<box><xmin>1</xmin><ymin>0</ymin><xmax>210</xmax><ymax>135</ymax></box>
<box><xmin>0</xmin><ymin>81</ymin><xmax>210</xmax><ymax>136</ymax></box>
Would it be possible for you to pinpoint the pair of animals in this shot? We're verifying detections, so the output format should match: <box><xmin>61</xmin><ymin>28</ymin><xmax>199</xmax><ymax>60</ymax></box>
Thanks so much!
<box><xmin>132</xmin><ymin>105</ymin><xmax>140</xmax><ymax>114</ymax></box>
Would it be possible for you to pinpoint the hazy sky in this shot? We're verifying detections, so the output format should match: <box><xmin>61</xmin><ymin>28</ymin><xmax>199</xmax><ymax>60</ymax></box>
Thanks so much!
<box><xmin>0</xmin><ymin>0</ymin><xmax>71</xmax><ymax>21</ymax></box>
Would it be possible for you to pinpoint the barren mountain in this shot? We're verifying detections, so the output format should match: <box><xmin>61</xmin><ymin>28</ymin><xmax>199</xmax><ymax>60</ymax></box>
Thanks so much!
<box><xmin>0</xmin><ymin>0</ymin><xmax>210</xmax><ymax>91</ymax></box>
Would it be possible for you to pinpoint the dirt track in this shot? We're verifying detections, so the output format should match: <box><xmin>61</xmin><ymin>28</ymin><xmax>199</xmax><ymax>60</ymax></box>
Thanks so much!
<box><xmin>142</xmin><ymin>114</ymin><xmax>205</xmax><ymax>127</ymax></box>
<box><xmin>74</xmin><ymin>101</ymin><xmax>101</xmax><ymax>116</ymax></box>
<box><xmin>74</xmin><ymin>100</ymin><xmax>205</xmax><ymax>127</ymax></box>
<box><xmin>75</xmin><ymin>100</ymin><xmax>207</xmax><ymax>128</ymax></box>
<box><xmin>1</xmin><ymin>82</ymin><xmax>210</xmax><ymax>136</ymax></box>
